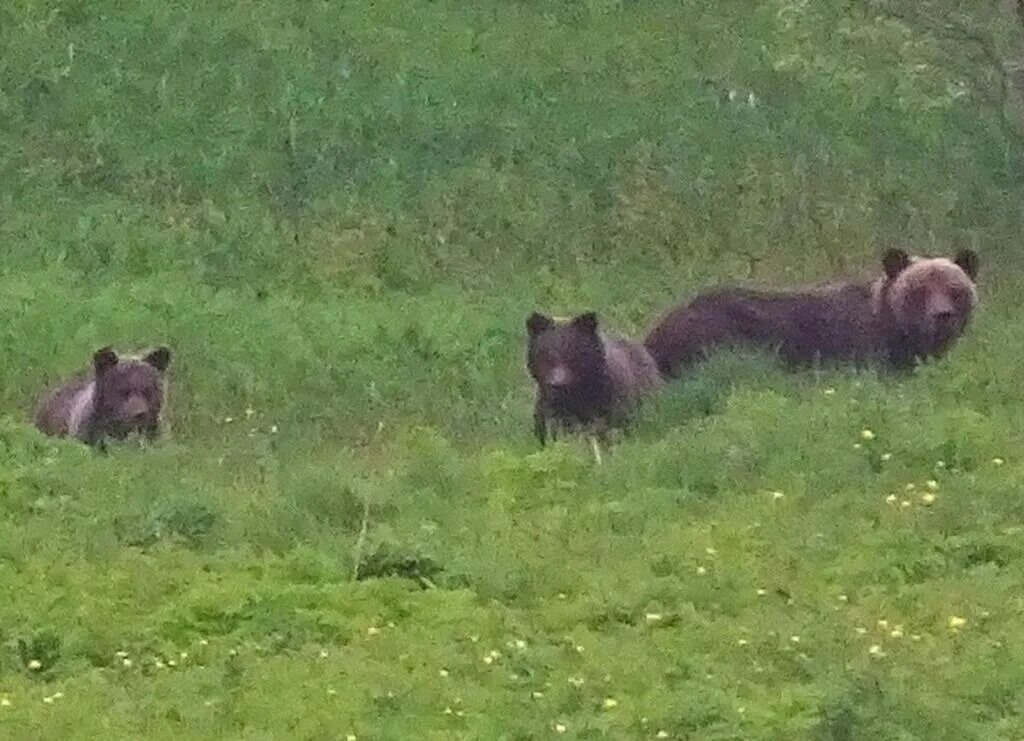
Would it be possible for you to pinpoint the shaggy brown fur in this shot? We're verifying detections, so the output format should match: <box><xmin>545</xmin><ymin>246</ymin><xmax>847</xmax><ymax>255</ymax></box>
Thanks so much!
<box><xmin>644</xmin><ymin>249</ymin><xmax>979</xmax><ymax>377</ymax></box>
<box><xmin>35</xmin><ymin>346</ymin><xmax>172</xmax><ymax>449</ymax></box>
<box><xmin>526</xmin><ymin>312</ymin><xmax>662</xmax><ymax>445</ymax></box>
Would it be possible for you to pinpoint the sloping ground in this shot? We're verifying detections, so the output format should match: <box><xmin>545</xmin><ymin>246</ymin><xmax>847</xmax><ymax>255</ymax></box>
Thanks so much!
<box><xmin>2</xmin><ymin>1</ymin><xmax>1024</xmax><ymax>738</ymax></box>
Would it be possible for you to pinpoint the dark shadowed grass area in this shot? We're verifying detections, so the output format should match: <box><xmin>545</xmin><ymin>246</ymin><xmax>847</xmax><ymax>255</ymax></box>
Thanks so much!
<box><xmin>2</xmin><ymin>0</ymin><xmax>1024</xmax><ymax>738</ymax></box>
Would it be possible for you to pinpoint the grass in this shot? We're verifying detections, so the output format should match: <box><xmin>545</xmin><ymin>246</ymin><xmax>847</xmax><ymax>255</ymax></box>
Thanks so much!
<box><xmin>2</xmin><ymin>0</ymin><xmax>1024</xmax><ymax>738</ymax></box>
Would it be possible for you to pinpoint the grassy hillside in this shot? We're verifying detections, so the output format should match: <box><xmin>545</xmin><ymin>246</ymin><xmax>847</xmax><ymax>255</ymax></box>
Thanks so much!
<box><xmin>2</xmin><ymin>0</ymin><xmax>1024</xmax><ymax>738</ymax></box>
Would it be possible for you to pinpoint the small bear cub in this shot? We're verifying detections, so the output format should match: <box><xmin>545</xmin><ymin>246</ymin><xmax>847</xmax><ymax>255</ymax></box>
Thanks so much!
<box><xmin>34</xmin><ymin>346</ymin><xmax>172</xmax><ymax>449</ymax></box>
<box><xmin>526</xmin><ymin>312</ymin><xmax>661</xmax><ymax>445</ymax></box>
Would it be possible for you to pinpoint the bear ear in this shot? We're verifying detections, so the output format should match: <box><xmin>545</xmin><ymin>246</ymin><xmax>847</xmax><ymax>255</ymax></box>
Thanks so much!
<box><xmin>93</xmin><ymin>346</ymin><xmax>119</xmax><ymax>375</ymax></box>
<box><xmin>881</xmin><ymin>248</ymin><xmax>911</xmax><ymax>279</ymax></box>
<box><xmin>952</xmin><ymin>248</ymin><xmax>979</xmax><ymax>281</ymax></box>
<box><xmin>526</xmin><ymin>312</ymin><xmax>554</xmax><ymax>337</ymax></box>
<box><xmin>571</xmin><ymin>311</ymin><xmax>599</xmax><ymax>335</ymax></box>
<box><xmin>142</xmin><ymin>346</ymin><xmax>172</xmax><ymax>372</ymax></box>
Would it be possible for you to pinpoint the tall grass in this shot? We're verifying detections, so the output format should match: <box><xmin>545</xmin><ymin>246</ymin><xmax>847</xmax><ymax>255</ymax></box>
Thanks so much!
<box><xmin>2</xmin><ymin>0</ymin><xmax>1024</xmax><ymax>738</ymax></box>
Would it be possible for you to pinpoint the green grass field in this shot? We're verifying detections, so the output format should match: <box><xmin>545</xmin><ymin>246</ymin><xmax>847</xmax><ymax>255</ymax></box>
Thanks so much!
<box><xmin>3</xmin><ymin>1</ymin><xmax>1024</xmax><ymax>738</ymax></box>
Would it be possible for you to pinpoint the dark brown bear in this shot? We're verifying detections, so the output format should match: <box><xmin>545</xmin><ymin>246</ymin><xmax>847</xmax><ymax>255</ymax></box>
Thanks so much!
<box><xmin>526</xmin><ymin>312</ymin><xmax>662</xmax><ymax>445</ymax></box>
<box><xmin>34</xmin><ymin>346</ymin><xmax>172</xmax><ymax>448</ymax></box>
<box><xmin>643</xmin><ymin>248</ymin><xmax>979</xmax><ymax>377</ymax></box>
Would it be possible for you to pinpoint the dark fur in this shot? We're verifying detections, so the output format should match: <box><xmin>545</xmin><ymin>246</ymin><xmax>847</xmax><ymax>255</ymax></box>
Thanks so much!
<box><xmin>526</xmin><ymin>312</ymin><xmax>662</xmax><ymax>445</ymax></box>
<box><xmin>644</xmin><ymin>249</ymin><xmax>979</xmax><ymax>377</ymax></box>
<box><xmin>34</xmin><ymin>346</ymin><xmax>172</xmax><ymax>449</ymax></box>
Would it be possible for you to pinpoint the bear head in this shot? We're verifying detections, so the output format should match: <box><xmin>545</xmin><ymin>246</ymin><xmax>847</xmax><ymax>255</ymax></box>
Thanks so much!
<box><xmin>526</xmin><ymin>312</ymin><xmax>608</xmax><ymax>406</ymax></box>
<box><xmin>880</xmin><ymin>248</ymin><xmax>979</xmax><ymax>359</ymax></box>
<box><xmin>92</xmin><ymin>346</ymin><xmax>172</xmax><ymax>439</ymax></box>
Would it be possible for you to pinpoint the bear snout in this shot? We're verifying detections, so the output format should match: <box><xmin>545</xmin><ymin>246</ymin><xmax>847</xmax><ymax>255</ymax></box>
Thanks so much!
<box><xmin>545</xmin><ymin>365</ymin><xmax>573</xmax><ymax>389</ymax></box>
<box><xmin>925</xmin><ymin>293</ymin><xmax>961</xmax><ymax>325</ymax></box>
<box><xmin>120</xmin><ymin>396</ymin><xmax>152</xmax><ymax>425</ymax></box>
<box><xmin>923</xmin><ymin>307</ymin><xmax>967</xmax><ymax>350</ymax></box>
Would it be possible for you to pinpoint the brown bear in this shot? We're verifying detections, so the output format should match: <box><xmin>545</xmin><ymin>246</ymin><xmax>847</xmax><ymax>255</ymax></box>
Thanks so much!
<box><xmin>526</xmin><ymin>311</ymin><xmax>662</xmax><ymax>445</ymax></box>
<box><xmin>34</xmin><ymin>346</ymin><xmax>172</xmax><ymax>449</ymax></box>
<box><xmin>643</xmin><ymin>248</ymin><xmax>979</xmax><ymax>377</ymax></box>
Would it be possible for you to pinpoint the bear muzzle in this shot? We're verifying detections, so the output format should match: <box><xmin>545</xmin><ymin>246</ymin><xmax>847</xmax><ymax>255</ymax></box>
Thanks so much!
<box><xmin>114</xmin><ymin>396</ymin><xmax>155</xmax><ymax>428</ymax></box>
<box><xmin>922</xmin><ymin>310</ymin><xmax>968</xmax><ymax>352</ymax></box>
<box><xmin>545</xmin><ymin>365</ymin><xmax>573</xmax><ymax>389</ymax></box>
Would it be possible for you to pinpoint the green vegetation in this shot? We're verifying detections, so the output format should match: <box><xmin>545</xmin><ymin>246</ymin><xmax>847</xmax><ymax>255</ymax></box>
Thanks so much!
<box><xmin>3</xmin><ymin>0</ymin><xmax>1024</xmax><ymax>737</ymax></box>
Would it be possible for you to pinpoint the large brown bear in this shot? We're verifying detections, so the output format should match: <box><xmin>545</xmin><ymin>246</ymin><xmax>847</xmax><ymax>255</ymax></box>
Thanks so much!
<box><xmin>34</xmin><ymin>346</ymin><xmax>172</xmax><ymax>449</ymax></box>
<box><xmin>643</xmin><ymin>248</ymin><xmax>980</xmax><ymax>377</ymax></box>
<box><xmin>526</xmin><ymin>312</ymin><xmax>662</xmax><ymax>445</ymax></box>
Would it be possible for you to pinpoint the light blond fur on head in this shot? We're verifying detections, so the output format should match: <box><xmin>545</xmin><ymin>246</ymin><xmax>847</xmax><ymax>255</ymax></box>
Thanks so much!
<box><xmin>871</xmin><ymin>252</ymin><xmax>978</xmax><ymax>318</ymax></box>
